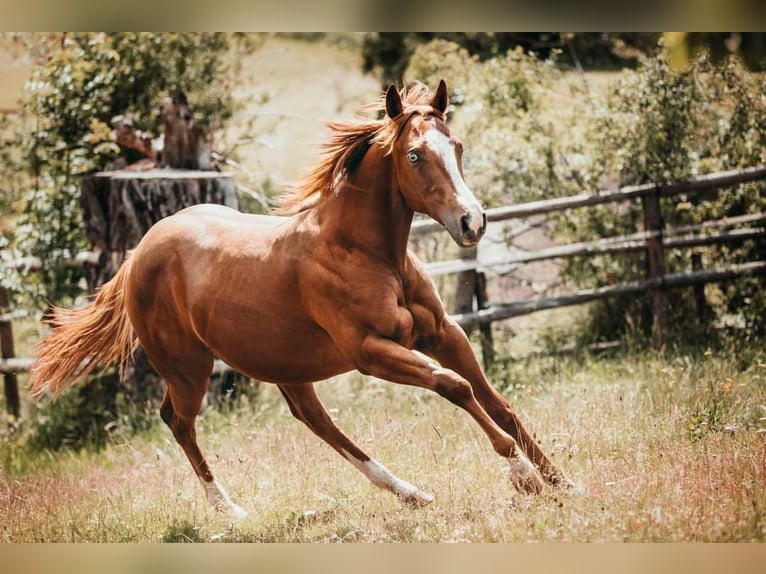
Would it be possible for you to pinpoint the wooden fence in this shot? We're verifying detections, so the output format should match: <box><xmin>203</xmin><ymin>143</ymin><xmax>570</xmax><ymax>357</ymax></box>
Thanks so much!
<box><xmin>2</xmin><ymin>165</ymin><xmax>765</xmax><ymax>419</ymax></box>
<box><xmin>412</xmin><ymin>165</ymin><xmax>766</xmax><ymax>360</ymax></box>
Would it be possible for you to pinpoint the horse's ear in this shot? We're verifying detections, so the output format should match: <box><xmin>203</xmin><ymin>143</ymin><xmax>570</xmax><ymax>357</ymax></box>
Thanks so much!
<box><xmin>385</xmin><ymin>84</ymin><xmax>403</xmax><ymax>119</ymax></box>
<box><xmin>431</xmin><ymin>79</ymin><xmax>449</xmax><ymax>114</ymax></box>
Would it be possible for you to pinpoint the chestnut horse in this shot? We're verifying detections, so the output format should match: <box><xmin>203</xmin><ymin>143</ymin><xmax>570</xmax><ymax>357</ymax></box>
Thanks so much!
<box><xmin>29</xmin><ymin>81</ymin><xmax>568</xmax><ymax>518</ymax></box>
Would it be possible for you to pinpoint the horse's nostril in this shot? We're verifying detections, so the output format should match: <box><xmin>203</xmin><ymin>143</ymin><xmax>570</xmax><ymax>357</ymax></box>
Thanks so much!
<box><xmin>477</xmin><ymin>212</ymin><xmax>487</xmax><ymax>238</ymax></box>
<box><xmin>460</xmin><ymin>214</ymin><xmax>472</xmax><ymax>237</ymax></box>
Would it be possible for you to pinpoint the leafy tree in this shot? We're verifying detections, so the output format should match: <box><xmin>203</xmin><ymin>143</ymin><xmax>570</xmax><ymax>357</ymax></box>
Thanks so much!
<box><xmin>3</xmin><ymin>33</ymin><xmax>237</xmax><ymax>309</ymax></box>
<box><xmin>363</xmin><ymin>33</ymin><xmax>660</xmax><ymax>87</ymax></box>
<box><xmin>666</xmin><ymin>32</ymin><xmax>766</xmax><ymax>72</ymax></box>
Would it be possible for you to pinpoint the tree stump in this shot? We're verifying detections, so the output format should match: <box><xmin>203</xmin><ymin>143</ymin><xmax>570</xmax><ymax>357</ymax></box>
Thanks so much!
<box><xmin>81</xmin><ymin>169</ymin><xmax>237</xmax><ymax>292</ymax></box>
<box><xmin>79</xmin><ymin>169</ymin><xmax>238</xmax><ymax>407</ymax></box>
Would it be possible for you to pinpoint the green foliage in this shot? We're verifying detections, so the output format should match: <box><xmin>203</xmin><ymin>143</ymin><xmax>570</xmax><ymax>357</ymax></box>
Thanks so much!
<box><xmin>408</xmin><ymin>41</ymin><xmax>570</xmax><ymax>207</ymax></box>
<box><xmin>3</xmin><ymin>33</ymin><xmax>236</xmax><ymax>310</ymax></box>
<box><xmin>557</xmin><ymin>50</ymin><xmax>766</xmax><ymax>343</ymax></box>
<box><xmin>407</xmin><ymin>38</ymin><xmax>766</xmax><ymax>345</ymax></box>
<box><xmin>0</xmin><ymin>33</ymin><xmax>250</xmax><ymax>455</ymax></box>
<box><xmin>23</xmin><ymin>371</ymin><xmax>161</xmax><ymax>453</ymax></box>
<box><xmin>666</xmin><ymin>32</ymin><xmax>766</xmax><ymax>72</ymax></box>
<box><xmin>363</xmin><ymin>33</ymin><xmax>659</xmax><ymax>87</ymax></box>
<box><xmin>162</xmin><ymin>522</ymin><xmax>206</xmax><ymax>543</ymax></box>
<box><xmin>649</xmin><ymin>347</ymin><xmax>766</xmax><ymax>442</ymax></box>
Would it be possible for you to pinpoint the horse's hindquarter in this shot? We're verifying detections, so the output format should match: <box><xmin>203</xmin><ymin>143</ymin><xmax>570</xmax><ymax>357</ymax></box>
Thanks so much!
<box><xmin>130</xmin><ymin>207</ymin><xmax>352</xmax><ymax>384</ymax></box>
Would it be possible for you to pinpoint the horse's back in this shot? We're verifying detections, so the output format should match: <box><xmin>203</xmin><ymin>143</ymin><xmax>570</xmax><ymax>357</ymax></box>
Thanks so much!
<box><xmin>129</xmin><ymin>204</ymin><xmax>297</xmax><ymax>307</ymax></box>
<box><xmin>175</xmin><ymin>203</ymin><xmax>290</xmax><ymax>230</ymax></box>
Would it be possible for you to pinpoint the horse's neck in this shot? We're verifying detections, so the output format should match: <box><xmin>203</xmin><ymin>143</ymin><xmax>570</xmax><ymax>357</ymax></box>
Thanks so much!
<box><xmin>320</xmin><ymin>151</ymin><xmax>412</xmax><ymax>271</ymax></box>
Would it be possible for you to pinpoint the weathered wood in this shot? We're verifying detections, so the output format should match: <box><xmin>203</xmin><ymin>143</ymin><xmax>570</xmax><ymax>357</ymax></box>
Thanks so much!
<box><xmin>2</xmin><ymin>355</ymin><xmax>236</xmax><ymax>377</ymax></box>
<box><xmin>659</xmin><ymin>165</ymin><xmax>766</xmax><ymax>198</ymax></box>
<box><xmin>642</xmin><ymin>188</ymin><xmax>668</xmax><ymax>345</ymax></box>
<box><xmin>424</xmin><ymin>226</ymin><xmax>765</xmax><ymax>277</ymax></box>
<box><xmin>453</xmin><ymin>246</ymin><xmax>478</xmax><ymax>317</ymax></box>
<box><xmin>475</xmin><ymin>271</ymin><xmax>495</xmax><ymax>368</ymax></box>
<box><xmin>691</xmin><ymin>251</ymin><xmax>712</xmax><ymax>321</ymax></box>
<box><xmin>0</xmin><ymin>287</ymin><xmax>20</xmax><ymax>420</ymax></box>
<box><xmin>411</xmin><ymin>166</ymin><xmax>766</xmax><ymax>236</ymax></box>
<box><xmin>0</xmin><ymin>357</ymin><xmax>34</xmax><ymax>375</ymax></box>
<box><xmin>160</xmin><ymin>92</ymin><xmax>211</xmax><ymax>170</ymax></box>
<box><xmin>452</xmin><ymin>261</ymin><xmax>766</xmax><ymax>329</ymax></box>
<box><xmin>81</xmin><ymin>169</ymin><xmax>237</xmax><ymax>291</ymax></box>
<box><xmin>669</xmin><ymin>212</ymin><xmax>766</xmax><ymax>235</ymax></box>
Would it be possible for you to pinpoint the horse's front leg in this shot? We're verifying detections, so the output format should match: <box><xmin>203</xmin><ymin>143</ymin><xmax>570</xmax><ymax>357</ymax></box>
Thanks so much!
<box><xmin>422</xmin><ymin>316</ymin><xmax>571</xmax><ymax>488</ymax></box>
<box><xmin>352</xmin><ymin>335</ymin><xmax>544</xmax><ymax>495</ymax></box>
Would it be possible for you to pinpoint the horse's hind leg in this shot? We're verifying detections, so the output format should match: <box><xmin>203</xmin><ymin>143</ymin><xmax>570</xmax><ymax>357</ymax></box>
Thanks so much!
<box><xmin>158</xmin><ymin>387</ymin><xmax>247</xmax><ymax>519</ymax></box>
<box><xmin>146</xmin><ymin>343</ymin><xmax>248</xmax><ymax>519</ymax></box>
<box><xmin>278</xmin><ymin>383</ymin><xmax>434</xmax><ymax>506</ymax></box>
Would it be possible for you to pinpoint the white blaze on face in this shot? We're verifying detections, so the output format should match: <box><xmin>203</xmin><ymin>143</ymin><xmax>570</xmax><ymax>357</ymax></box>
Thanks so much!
<box><xmin>424</xmin><ymin>128</ymin><xmax>484</xmax><ymax>235</ymax></box>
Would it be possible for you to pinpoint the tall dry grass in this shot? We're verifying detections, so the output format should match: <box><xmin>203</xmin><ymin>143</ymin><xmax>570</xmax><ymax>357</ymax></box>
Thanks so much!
<box><xmin>2</xmin><ymin>345</ymin><xmax>764</xmax><ymax>542</ymax></box>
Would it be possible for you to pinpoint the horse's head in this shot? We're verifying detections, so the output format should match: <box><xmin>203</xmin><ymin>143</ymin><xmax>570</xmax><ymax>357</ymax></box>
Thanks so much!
<box><xmin>386</xmin><ymin>80</ymin><xmax>486</xmax><ymax>247</ymax></box>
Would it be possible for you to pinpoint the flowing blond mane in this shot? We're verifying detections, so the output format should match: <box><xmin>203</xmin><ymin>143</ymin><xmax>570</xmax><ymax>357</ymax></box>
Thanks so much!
<box><xmin>277</xmin><ymin>82</ymin><xmax>441</xmax><ymax>214</ymax></box>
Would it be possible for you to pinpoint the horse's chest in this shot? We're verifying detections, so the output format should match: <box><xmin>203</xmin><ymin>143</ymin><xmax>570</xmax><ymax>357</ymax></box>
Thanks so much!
<box><xmin>391</xmin><ymin>304</ymin><xmax>416</xmax><ymax>347</ymax></box>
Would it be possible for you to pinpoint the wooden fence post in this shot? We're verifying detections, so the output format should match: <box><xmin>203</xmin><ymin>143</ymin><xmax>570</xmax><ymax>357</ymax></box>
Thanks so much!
<box><xmin>453</xmin><ymin>246</ymin><xmax>478</xmax><ymax>316</ymax></box>
<box><xmin>453</xmin><ymin>246</ymin><xmax>494</xmax><ymax>368</ymax></box>
<box><xmin>0</xmin><ymin>287</ymin><xmax>21</xmax><ymax>423</ymax></box>
<box><xmin>475</xmin><ymin>271</ymin><xmax>495</xmax><ymax>368</ymax></box>
<box><xmin>691</xmin><ymin>251</ymin><xmax>712</xmax><ymax>321</ymax></box>
<box><xmin>642</xmin><ymin>187</ymin><xmax>668</xmax><ymax>345</ymax></box>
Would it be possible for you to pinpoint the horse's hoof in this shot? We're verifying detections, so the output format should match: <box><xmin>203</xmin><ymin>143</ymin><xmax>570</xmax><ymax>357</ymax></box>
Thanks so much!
<box><xmin>544</xmin><ymin>470</ymin><xmax>576</xmax><ymax>490</ymax></box>
<box><xmin>203</xmin><ymin>479</ymin><xmax>249</xmax><ymax>520</ymax></box>
<box><xmin>508</xmin><ymin>455</ymin><xmax>544</xmax><ymax>495</ymax></box>
<box><xmin>400</xmin><ymin>489</ymin><xmax>435</xmax><ymax>507</ymax></box>
<box><xmin>228</xmin><ymin>504</ymin><xmax>250</xmax><ymax>521</ymax></box>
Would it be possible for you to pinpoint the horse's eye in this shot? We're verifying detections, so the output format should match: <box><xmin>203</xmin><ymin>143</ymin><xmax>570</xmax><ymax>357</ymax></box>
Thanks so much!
<box><xmin>407</xmin><ymin>151</ymin><xmax>419</xmax><ymax>163</ymax></box>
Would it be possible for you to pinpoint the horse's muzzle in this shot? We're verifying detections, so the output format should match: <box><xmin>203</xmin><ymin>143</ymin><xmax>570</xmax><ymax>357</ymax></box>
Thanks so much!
<box><xmin>458</xmin><ymin>210</ymin><xmax>487</xmax><ymax>245</ymax></box>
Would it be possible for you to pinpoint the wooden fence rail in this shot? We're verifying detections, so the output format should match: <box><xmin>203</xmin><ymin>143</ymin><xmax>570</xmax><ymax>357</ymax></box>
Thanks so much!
<box><xmin>412</xmin><ymin>165</ymin><xmax>765</xmax><ymax>352</ymax></box>
<box><xmin>411</xmin><ymin>165</ymin><xmax>766</xmax><ymax>235</ymax></box>
<box><xmin>0</xmin><ymin>287</ymin><xmax>21</xmax><ymax>420</ymax></box>
<box><xmin>423</xmin><ymin>213</ymin><xmax>766</xmax><ymax>276</ymax></box>
<box><xmin>452</xmin><ymin>261</ymin><xmax>766</xmax><ymax>330</ymax></box>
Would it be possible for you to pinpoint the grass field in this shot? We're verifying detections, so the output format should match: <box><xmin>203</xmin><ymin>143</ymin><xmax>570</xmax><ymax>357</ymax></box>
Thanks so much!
<box><xmin>2</xmin><ymin>344</ymin><xmax>764</xmax><ymax>542</ymax></box>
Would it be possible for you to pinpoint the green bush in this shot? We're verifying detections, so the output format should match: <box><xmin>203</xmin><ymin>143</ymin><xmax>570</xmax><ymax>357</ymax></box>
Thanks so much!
<box><xmin>406</xmin><ymin>38</ymin><xmax>766</xmax><ymax>345</ymax></box>
<box><xmin>559</xmin><ymin>51</ymin><xmax>766</xmax><ymax>343</ymax></box>
<box><xmin>407</xmin><ymin>41</ymin><xmax>575</xmax><ymax>207</ymax></box>
<box><xmin>363</xmin><ymin>33</ymin><xmax>659</xmax><ymax>87</ymax></box>
<box><xmin>3</xmin><ymin>33</ymin><xmax>236</xmax><ymax>310</ymax></box>
<box><xmin>1</xmin><ymin>33</ymin><xmax>247</xmax><ymax>453</ymax></box>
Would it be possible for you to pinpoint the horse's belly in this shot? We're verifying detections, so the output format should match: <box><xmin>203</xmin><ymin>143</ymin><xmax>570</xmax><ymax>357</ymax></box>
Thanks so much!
<box><xmin>204</xmin><ymin>314</ymin><xmax>353</xmax><ymax>384</ymax></box>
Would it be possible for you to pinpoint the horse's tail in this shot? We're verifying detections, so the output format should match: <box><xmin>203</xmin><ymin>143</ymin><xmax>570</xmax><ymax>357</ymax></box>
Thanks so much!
<box><xmin>29</xmin><ymin>254</ymin><xmax>139</xmax><ymax>399</ymax></box>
